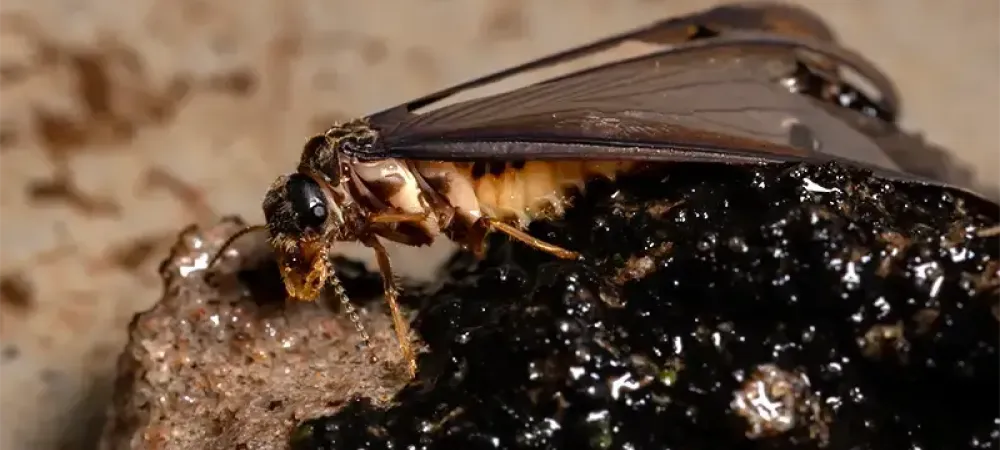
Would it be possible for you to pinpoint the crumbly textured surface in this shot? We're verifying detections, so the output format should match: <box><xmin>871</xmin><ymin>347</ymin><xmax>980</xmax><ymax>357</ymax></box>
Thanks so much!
<box><xmin>1</xmin><ymin>1</ymin><xmax>998</xmax><ymax>449</ymax></box>
<box><xmin>98</xmin><ymin>218</ymin><xmax>414</xmax><ymax>450</ymax></box>
<box><xmin>292</xmin><ymin>163</ymin><xmax>999</xmax><ymax>449</ymax></box>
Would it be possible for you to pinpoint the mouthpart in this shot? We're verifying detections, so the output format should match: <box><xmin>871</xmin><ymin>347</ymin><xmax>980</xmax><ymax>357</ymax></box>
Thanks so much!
<box><xmin>275</xmin><ymin>240</ymin><xmax>330</xmax><ymax>301</ymax></box>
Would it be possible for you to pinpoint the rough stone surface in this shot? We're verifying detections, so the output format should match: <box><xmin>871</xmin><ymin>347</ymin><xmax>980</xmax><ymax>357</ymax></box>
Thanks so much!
<box><xmin>98</xmin><ymin>217</ymin><xmax>413</xmax><ymax>450</ymax></box>
<box><xmin>1</xmin><ymin>1</ymin><xmax>998</xmax><ymax>449</ymax></box>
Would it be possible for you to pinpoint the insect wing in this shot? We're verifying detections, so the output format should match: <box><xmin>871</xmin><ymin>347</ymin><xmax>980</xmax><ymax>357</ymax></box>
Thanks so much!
<box><xmin>373</xmin><ymin>3</ymin><xmax>895</xmax><ymax>121</ymax></box>
<box><xmin>372</xmin><ymin>36</ymin><xmax>908</xmax><ymax>180</ymax></box>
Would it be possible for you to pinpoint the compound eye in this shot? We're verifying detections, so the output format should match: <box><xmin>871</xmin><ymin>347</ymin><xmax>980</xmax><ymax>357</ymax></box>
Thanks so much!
<box><xmin>286</xmin><ymin>173</ymin><xmax>328</xmax><ymax>232</ymax></box>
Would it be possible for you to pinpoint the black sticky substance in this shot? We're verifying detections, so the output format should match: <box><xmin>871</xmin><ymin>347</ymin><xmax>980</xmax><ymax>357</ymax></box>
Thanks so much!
<box><xmin>292</xmin><ymin>162</ymin><xmax>999</xmax><ymax>450</ymax></box>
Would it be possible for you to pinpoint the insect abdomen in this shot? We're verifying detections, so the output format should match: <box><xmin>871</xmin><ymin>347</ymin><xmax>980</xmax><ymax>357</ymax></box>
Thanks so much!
<box><xmin>416</xmin><ymin>160</ymin><xmax>637</xmax><ymax>228</ymax></box>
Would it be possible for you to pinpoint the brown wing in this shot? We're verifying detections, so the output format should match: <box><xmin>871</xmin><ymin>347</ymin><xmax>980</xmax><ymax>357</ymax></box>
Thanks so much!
<box><xmin>369</xmin><ymin>35</ymin><xmax>905</xmax><ymax>179</ymax></box>
<box><xmin>809</xmin><ymin>95</ymin><xmax>989</xmax><ymax>198</ymax></box>
<box><xmin>371</xmin><ymin>3</ymin><xmax>897</xmax><ymax>122</ymax></box>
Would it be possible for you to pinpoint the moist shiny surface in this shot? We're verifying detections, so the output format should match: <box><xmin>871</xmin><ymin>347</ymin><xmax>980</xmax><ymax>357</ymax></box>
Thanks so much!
<box><xmin>292</xmin><ymin>161</ymin><xmax>999</xmax><ymax>449</ymax></box>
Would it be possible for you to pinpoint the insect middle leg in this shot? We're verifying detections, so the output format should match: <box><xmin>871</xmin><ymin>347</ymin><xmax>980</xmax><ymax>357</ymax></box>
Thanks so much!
<box><xmin>361</xmin><ymin>233</ymin><xmax>418</xmax><ymax>379</ymax></box>
<box><xmin>373</xmin><ymin>209</ymin><xmax>581</xmax><ymax>260</ymax></box>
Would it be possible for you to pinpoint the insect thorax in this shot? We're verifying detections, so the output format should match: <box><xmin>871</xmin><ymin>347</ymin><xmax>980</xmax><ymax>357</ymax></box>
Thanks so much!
<box><xmin>298</xmin><ymin>118</ymin><xmax>383</xmax><ymax>185</ymax></box>
<box><xmin>324</xmin><ymin>118</ymin><xmax>379</xmax><ymax>149</ymax></box>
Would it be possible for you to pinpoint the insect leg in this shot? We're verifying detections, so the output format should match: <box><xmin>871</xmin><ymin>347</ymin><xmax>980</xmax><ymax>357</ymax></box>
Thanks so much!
<box><xmin>362</xmin><ymin>235</ymin><xmax>418</xmax><ymax>379</ymax></box>
<box><xmin>472</xmin><ymin>218</ymin><xmax>580</xmax><ymax>260</ymax></box>
<box><xmin>368</xmin><ymin>212</ymin><xmax>430</xmax><ymax>224</ymax></box>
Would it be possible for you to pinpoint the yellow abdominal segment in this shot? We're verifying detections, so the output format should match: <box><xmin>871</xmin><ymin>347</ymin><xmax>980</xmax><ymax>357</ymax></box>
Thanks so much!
<box><xmin>458</xmin><ymin>160</ymin><xmax>637</xmax><ymax>226</ymax></box>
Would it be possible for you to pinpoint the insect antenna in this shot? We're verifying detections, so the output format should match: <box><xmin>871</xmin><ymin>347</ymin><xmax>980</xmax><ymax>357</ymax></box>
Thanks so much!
<box><xmin>207</xmin><ymin>224</ymin><xmax>269</xmax><ymax>269</ymax></box>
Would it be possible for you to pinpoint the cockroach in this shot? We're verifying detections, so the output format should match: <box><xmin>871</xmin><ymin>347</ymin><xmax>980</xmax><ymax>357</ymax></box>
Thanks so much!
<box><xmin>208</xmin><ymin>4</ymin><xmax>991</xmax><ymax>378</ymax></box>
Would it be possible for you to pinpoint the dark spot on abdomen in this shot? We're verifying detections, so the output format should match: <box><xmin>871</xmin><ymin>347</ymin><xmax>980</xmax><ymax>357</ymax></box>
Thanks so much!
<box><xmin>470</xmin><ymin>161</ymin><xmax>512</xmax><ymax>180</ymax></box>
<box><xmin>471</xmin><ymin>162</ymin><xmax>487</xmax><ymax>180</ymax></box>
<box><xmin>488</xmin><ymin>162</ymin><xmax>506</xmax><ymax>177</ymax></box>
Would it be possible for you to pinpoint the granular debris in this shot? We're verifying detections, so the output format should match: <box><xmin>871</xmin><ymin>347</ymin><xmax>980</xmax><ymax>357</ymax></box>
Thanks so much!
<box><xmin>291</xmin><ymin>162</ymin><xmax>999</xmax><ymax>450</ymax></box>
<box><xmin>98</xmin><ymin>217</ymin><xmax>410</xmax><ymax>450</ymax></box>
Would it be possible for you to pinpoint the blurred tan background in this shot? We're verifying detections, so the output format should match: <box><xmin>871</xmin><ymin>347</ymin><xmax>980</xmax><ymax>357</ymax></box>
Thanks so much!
<box><xmin>0</xmin><ymin>1</ymin><xmax>996</xmax><ymax>448</ymax></box>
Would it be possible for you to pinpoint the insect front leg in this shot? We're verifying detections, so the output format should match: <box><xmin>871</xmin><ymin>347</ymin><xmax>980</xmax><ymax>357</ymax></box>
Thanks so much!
<box><xmin>467</xmin><ymin>217</ymin><xmax>580</xmax><ymax>260</ymax></box>
<box><xmin>361</xmin><ymin>234</ymin><xmax>418</xmax><ymax>379</ymax></box>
